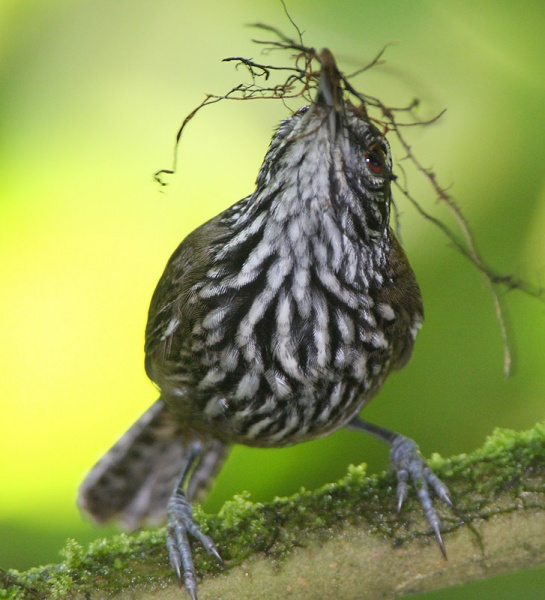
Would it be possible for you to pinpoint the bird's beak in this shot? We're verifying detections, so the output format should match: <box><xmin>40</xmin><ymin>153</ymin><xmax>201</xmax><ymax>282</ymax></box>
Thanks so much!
<box><xmin>314</xmin><ymin>48</ymin><xmax>344</xmax><ymax>138</ymax></box>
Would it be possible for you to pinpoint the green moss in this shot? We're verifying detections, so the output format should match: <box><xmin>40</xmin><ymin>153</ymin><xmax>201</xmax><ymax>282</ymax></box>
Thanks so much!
<box><xmin>2</xmin><ymin>422</ymin><xmax>544</xmax><ymax>599</ymax></box>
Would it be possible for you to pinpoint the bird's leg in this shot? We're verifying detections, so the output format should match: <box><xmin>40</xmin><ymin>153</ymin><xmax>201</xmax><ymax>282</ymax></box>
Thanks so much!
<box><xmin>167</xmin><ymin>440</ymin><xmax>223</xmax><ymax>600</ymax></box>
<box><xmin>347</xmin><ymin>417</ymin><xmax>452</xmax><ymax>558</ymax></box>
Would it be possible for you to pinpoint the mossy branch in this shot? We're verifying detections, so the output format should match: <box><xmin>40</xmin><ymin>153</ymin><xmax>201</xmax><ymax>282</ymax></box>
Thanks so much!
<box><xmin>3</xmin><ymin>422</ymin><xmax>545</xmax><ymax>599</ymax></box>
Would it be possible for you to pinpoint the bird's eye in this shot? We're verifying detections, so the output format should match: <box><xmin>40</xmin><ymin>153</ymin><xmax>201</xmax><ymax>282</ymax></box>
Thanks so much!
<box><xmin>365</xmin><ymin>146</ymin><xmax>386</xmax><ymax>175</ymax></box>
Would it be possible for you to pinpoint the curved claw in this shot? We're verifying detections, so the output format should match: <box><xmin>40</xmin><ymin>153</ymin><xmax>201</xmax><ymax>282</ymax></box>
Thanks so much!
<box><xmin>166</xmin><ymin>534</ymin><xmax>183</xmax><ymax>581</ymax></box>
<box><xmin>426</xmin><ymin>468</ymin><xmax>453</xmax><ymax>507</ymax></box>
<box><xmin>395</xmin><ymin>463</ymin><xmax>409</xmax><ymax>513</ymax></box>
<box><xmin>432</xmin><ymin>521</ymin><xmax>448</xmax><ymax>560</ymax></box>
<box><xmin>207</xmin><ymin>543</ymin><xmax>224</xmax><ymax>566</ymax></box>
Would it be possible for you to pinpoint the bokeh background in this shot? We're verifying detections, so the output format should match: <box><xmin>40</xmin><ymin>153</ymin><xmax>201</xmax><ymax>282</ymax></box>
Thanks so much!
<box><xmin>1</xmin><ymin>0</ymin><xmax>544</xmax><ymax>597</ymax></box>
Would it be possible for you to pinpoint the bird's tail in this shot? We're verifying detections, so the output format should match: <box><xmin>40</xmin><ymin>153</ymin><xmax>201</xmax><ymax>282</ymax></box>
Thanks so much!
<box><xmin>78</xmin><ymin>400</ymin><xmax>228</xmax><ymax>529</ymax></box>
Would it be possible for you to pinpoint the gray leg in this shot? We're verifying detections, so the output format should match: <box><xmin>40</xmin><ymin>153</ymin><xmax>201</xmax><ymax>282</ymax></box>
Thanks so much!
<box><xmin>167</xmin><ymin>441</ymin><xmax>223</xmax><ymax>600</ymax></box>
<box><xmin>347</xmin><ymin>417</ymin><xmax>452</xmax><ymax>558</ymax></box>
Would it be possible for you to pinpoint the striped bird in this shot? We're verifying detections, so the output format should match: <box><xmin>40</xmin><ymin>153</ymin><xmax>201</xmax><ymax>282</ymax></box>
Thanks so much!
<box><xmin>78</xmin><ymin>49</ymin><xmax>451</xmax><ymax>599</ymax></box>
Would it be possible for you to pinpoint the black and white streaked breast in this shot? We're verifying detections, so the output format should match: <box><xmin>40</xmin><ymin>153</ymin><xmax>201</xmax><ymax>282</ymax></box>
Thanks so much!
<box><xmin>153</xmin><ymin>105</ymin><xmax>422</xmax><ymax>447</ymax></box>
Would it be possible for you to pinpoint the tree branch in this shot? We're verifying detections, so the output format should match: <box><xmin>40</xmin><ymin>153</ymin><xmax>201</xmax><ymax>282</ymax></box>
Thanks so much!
<box><xmin>3</xmin><ymin>423</ymin><xmax>545</xmax><ymax>599</ymax></box>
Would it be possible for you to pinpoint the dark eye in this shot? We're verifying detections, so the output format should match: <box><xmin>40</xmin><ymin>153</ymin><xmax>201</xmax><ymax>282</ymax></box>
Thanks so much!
<box><xmin>365</xmin><ymin>146</ymin><xmax>386</xmax><ymax>174</ymax></box>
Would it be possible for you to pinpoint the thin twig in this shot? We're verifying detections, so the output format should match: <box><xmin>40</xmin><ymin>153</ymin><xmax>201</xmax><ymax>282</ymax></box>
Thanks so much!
<box><xmin>154</xmin><ymin>16</ymin><xmax>544</xmax><ymax>371</ymax></box>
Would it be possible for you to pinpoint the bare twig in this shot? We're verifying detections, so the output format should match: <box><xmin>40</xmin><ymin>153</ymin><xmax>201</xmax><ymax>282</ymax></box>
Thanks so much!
<box><xmin>154</xmin><ymin>12</ymin><xmax>544</xmax><ymax>372</ymax></box>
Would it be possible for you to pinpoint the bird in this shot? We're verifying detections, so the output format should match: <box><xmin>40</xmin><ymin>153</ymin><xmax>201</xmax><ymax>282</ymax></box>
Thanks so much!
<box><xmin>78</xmin><ymin>48</ymin><xmax>451</xmax><ymax>599</ymax></box>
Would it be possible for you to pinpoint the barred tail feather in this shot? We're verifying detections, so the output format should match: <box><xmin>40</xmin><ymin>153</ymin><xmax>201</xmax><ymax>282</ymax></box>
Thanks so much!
<box><xmin>78</xmin><ymin>400</ymin><xmax>227</xmax><ymax>530</ymax></box>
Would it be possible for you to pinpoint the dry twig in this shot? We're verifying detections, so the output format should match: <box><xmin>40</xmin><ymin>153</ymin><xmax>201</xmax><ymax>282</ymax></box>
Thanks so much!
<box><xmin>154</xmin><ymin>3</ymin><xmax>544</xmax><ymax>375</ymax></box>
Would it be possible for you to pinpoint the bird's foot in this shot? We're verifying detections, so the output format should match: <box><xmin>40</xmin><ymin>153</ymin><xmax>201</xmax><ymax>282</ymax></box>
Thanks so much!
<box><xmin>390</xmin><ymin>434</ymin><xmax>452</xmax><ymax>558</ymax></box>
<box><xmin>166</xmin><ymin>489</ymin><xmax>223</xmax><ymax>599</ymax></box>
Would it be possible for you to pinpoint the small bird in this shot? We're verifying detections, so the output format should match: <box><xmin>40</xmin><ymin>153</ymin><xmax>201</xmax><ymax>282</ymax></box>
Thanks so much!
<box><xmin>78</xmin><ymin>48</ymin><xmax>451</xmax><ymax>599</ymax></box>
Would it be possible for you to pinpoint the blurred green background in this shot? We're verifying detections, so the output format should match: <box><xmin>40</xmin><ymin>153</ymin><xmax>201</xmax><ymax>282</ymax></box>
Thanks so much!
<box><xmin>1</xmin><ymin>0</ymin><xmax>544</xmax><ymax>597</ymax></box>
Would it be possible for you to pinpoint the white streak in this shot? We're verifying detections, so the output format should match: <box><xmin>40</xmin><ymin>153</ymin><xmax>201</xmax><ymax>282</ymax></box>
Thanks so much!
<box><xmin>264</xmin><ymin>368</ymin><xmax>292</xmax><ymax>399</ymax></box>
<box><xmin>313</xmin><ymin>292</ymin><xmax>330</xmax><ymax>368</ymax></box>
<box><xmin>161</xmin><ymin>317</ymin><xmax>179</xmax><ymax>340</ymax></box>
<box><xmin>335</xmin><ymin>310</ymin><xmax>355</xmax><ymax>344</ymax></box>
<box><xmin>236</xmin><ymin>372</ymin><xmax>261</xmax><ymax>400</ymax></box>
<box><xmin>276</xmin><ymin>293</ymin><xmax>292</xmax><ymax>337</ymax></box>
<box><xmin>202</xmin><ymin>307</ymin><xmax>227</xmax><ymax>330</ymax></box>
<box><xmin>204</xmin><ymin>396</ymin><xmax>228</xmax><ymax>418</ymax></box>
<box><xmin>370</xmin><ymin>331</ymin><xmax>388</xmax><ymax>349</ymax></box>
<box><xmin>378</xmin><ymin>303</ymin><xmax>396</xmax><ymax>321</ymax></box>
<box><xmin>246</xmin><ymin>416</ymin><xmax>274</xmax><ymax>439</ymax></box>
<box><xmin>200</xmin><ymin>367</ymin><xmax>225</xmax><ymax>388</ymax></box>
<box><xmin>220</xmin><ymin>347</ymin><xmax>239</xmax><ymax>372</ymax></box>
<box><xmin>217</xmin><ymin>211</ymin><xmax>267</xmax><ymax>259</ymax></box>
